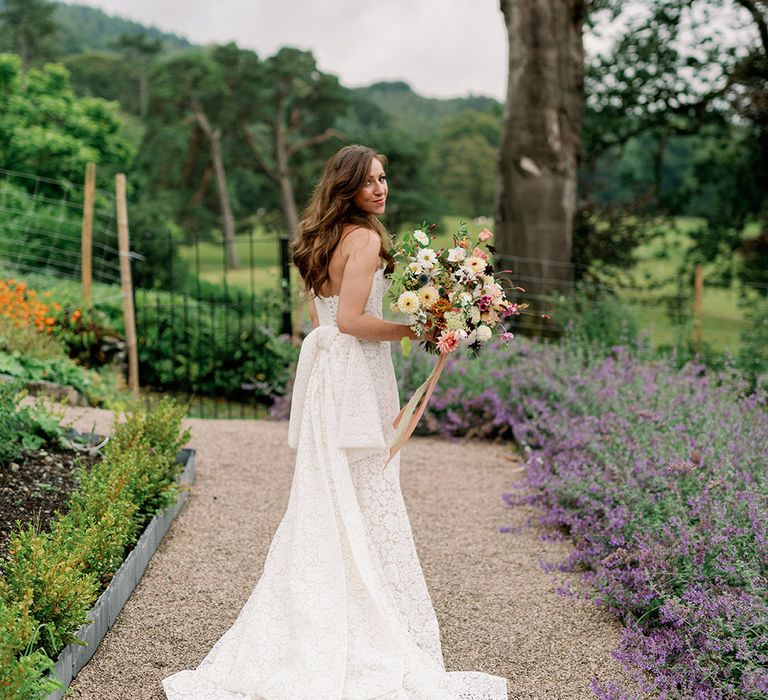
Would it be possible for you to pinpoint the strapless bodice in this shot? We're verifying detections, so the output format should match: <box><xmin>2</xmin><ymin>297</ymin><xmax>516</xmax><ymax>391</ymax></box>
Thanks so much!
<box><xmin>312</xmin><ymin>264</ymin><xmax>389</xmax><ymax>327</ymax></box>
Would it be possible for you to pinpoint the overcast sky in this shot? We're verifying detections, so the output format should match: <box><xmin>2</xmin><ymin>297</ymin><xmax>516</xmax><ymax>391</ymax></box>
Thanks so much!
<box><xmin>70</xmin><ymin>1</ymin><xmax>753</xmax><ymax>101</ymax></box>
<box><xmin>73</xmin><ymin>0</ymin><xmax>511</xmax><ymax>100</ymax></box>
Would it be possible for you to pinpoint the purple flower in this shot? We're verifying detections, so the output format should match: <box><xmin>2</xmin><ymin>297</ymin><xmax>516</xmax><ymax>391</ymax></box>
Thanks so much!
<box><xmin>478</xmin><ymin>295</ymin><xmax>492</xmax><ymax>311</ymax></box>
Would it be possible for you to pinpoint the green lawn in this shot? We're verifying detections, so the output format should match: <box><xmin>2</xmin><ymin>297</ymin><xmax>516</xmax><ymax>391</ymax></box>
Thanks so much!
<box><xmin>177</xmin><ymin>232</ymin><xmax>281</xmax><ymax>295</ymax></box>
<box><xmin>604</xmin><ymin>216</ymin><xmax>749</xmax><ymax>353</ymax></box>
<box><xmin>177</xmin><ymin>217</ymin><xmax>486</xmax><ymax>296</ymax></box>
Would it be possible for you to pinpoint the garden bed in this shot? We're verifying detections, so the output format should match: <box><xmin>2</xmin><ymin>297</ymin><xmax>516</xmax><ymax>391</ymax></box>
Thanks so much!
<box><xmin>45</xmin><ymin>441</ymin><xmax>195</xmax><ymax>700</ymax></box>
<box><xmin>0</xmin><ymin>441</ymin><xmax>99</xmax><ymax>566</ymax></box>
<box><xmin>1</xmin><ymin>397</ymin><xmax>191</xmax><ymax>699</ymax></box>
<box><xmin>390</xmin><ymin>337</ymin><xmax>768</xmax><ymax>699</ymax></box>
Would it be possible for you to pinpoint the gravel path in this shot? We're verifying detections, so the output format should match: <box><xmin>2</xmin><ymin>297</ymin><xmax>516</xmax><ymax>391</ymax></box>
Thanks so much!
<box><xmin>55</xmin><ymin>405</ymin><xmax>646</xmax><ymax>700</ymax></box>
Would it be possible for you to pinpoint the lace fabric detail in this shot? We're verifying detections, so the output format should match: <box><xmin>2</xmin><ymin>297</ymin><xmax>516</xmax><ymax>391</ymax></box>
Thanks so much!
<box><xmin>162</xmin><ymin>265</ymin><xmax>507</xmax><ymax>700</ymax></box>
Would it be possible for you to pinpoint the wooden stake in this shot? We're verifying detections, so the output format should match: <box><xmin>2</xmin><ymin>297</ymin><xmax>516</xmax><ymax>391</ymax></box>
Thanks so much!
<box><xmin>693</xmin><ymin>264</ymin><xmax>704</xmax><ymax>345</ymax></box>
<box><xmin>81</xmin><ymin>162</ymin><xmax>95</xmax><ymax>308</ymax></box>
<box><xmin>116</xmin><ymin>173</ymin><xmax>139</xmax><ymax>397</ymax></box>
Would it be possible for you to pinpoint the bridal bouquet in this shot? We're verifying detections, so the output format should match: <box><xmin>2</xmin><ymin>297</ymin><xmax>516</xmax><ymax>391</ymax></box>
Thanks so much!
<box><xmin>388</xmin><ymin>222</ymin><xmax>528</xmax><ymax>357</ymax></box>
<box><xmin>384</xmin><ymin>222</ymin><xmax>539</xmax><ymax>465</ymax></box>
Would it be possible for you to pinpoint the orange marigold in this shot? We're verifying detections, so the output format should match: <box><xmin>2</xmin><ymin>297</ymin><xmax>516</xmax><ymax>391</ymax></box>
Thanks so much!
<box><xmin>0</xmin><ymin>278</ymin><xmax>64</xmax><ymax>335</ymax></box>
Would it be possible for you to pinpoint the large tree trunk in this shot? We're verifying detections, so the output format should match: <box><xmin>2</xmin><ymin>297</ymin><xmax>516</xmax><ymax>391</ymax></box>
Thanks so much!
<box><xmin>193</xmin><ymin>106</ymin><xmax>241</xmax><ymax>269</ymax></box>
<box><xmin>496</xmin><ymin>0</ymin><xmax>585</xmax><ymax>322</ymax></box>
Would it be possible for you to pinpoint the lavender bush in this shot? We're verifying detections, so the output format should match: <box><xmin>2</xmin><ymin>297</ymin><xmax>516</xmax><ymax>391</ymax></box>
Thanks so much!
<box><xmin>394</xmin><ymin>339</ymin><xmax>768</xmax><ymax>699</ymax></box>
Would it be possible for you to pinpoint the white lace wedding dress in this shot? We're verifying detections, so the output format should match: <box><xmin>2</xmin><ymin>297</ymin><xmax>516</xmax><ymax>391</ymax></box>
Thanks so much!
<box><xmin>162</xmin><ymin>264</ymin><xmax>508</xmax><ymax>700</ymax></box>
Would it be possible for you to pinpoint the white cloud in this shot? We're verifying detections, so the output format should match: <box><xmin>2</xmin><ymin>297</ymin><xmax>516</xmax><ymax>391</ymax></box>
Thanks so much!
<box><xmin>70</xmin><ymin>0</ymin><xmax>508</xmax><ymax>100</ymax></box>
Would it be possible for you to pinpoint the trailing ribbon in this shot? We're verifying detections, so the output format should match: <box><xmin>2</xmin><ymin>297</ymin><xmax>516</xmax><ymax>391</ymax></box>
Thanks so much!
<box><xmin>385</xmin><ymin>352</ymin><xmax>448</xmax><ymax>466</ymax></box>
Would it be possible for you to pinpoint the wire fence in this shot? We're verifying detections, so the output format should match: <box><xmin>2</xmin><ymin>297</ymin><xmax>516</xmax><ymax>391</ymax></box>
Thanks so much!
<box><xmin>0</xmin><ymin>167</ymin><xmax>121</xmax><ymax>295</ymax></box>
<box><xmin>0</xmin><ymin>167</ymin><xmax>290</xmax><ymax>419</ymax></box>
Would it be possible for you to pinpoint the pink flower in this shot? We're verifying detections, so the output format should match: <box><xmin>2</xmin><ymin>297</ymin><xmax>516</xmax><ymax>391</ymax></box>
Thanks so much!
<box><xmin>502</xmin><ymin>302</ymin><xmax>519</xmax><ymax>318</ymax></box>
<box><xmin>471</xmin><ymin>246</ymin><xmax>489</xmax><ymax>261</ymax></box>
<box><xmin>478</xmin><ymin>228</ymin><xmax>493</xmax><ymax>242</ymax></box>
<box><xmin>436</xmin><ymin>330</ymin><xmax>460</xmax><ymax>353</ymax></box>
<box><xmin>478</xmin><ymin>295</ymin><xmax>493</xmax><ymax>312</ymax></box>
<box><xmin>500</xmin><ymin>331</ymin><xmax>515</xmax><ymax>342</ymax></box>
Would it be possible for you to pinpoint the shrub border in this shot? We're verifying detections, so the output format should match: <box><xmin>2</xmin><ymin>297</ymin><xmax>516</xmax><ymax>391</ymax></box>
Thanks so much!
<box><xmin>43</xmin><ymin>439</ymin><xmax>196</xmax><ymax>700</ymax></box>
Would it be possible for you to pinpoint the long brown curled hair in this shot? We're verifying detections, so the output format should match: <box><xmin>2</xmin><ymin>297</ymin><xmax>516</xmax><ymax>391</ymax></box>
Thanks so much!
<box><xmin>290</xmin><ymin>144</ymin><xmax>396</xmax><ymax>296</ymax></box>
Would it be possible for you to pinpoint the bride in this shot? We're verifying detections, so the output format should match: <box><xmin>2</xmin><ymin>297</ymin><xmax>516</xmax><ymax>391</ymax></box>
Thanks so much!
<box><xmin>162</xmin><ymin>144</ymin><xmax>508</xmax><ymax>699</ymax></box>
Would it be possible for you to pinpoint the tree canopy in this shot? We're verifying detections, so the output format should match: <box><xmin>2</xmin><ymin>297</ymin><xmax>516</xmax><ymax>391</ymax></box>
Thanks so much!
<box><xmin>0</xmin><ymin>0</ymin><xmax>57</xmax><ymax>70</ymax></box>
<box><xmin>0</xmin><ymin>52</ymin><xmax>134</xmax><ymax>184</ymax></box>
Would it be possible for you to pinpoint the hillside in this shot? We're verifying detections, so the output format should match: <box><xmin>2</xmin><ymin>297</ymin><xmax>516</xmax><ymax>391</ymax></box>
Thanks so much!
<box><xmin>353</xmin><ymin>81</ymin><xmax>502</xmax><ymax>140</ymax></box>
<box><xmin>55</xmin><ymin>2</ymin><xmax>191</xmax><ymax>54</ymax></box>
<box><xmin>0</xmin><ymin>1</ymin><xmax>498</xmax><ymax>135</ymax></box>
<box><xmin>0</xmin><ymin>0</ymin><xmax>192</xmax><ymax>55</ymax></box>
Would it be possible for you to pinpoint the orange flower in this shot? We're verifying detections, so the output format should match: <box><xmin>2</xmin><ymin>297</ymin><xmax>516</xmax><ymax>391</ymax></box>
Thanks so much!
<box><xmin>0</xmin><ymin>278</ymin><xmax>64</xmax><ymax>335</ymax></box>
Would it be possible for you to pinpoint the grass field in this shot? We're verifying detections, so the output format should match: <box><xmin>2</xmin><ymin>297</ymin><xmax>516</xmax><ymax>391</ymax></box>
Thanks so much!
<box><xmin>178</xmin><ymin>215</ymin><xmax>752</xmax><ymax>353</ymax></box>
<box><xmin>607</xmin><ymin>216</ymin><xmax>750</xmax><ymax>352</ymax></box>
<box><xmin>177</xmin><ymin>228</ymin><xmax>282</xmax><ymax>295</ymax></box>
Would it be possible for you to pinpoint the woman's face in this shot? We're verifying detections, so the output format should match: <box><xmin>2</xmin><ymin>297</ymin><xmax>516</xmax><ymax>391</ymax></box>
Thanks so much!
<box><xmin>352</xmin><ymin>157</ymin><xmax>388</xmax><ymax>216</ymax></box>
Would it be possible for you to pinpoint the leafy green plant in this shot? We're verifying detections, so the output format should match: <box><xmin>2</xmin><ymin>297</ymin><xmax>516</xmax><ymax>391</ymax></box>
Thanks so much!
<box><xmin>551</xmin><ymin>283</ymin><xmax>642</xmax><ymax>355</ymax></box>
<box><xmin>0</xmin><ymin>316</ymin><xmax>68</xmax><ymax>361</ymax></box>
<box><xmin>135</xmin><ymin>290</ymin><xmax>298</xmax><ymax>400</ymax></box>
<box><xmin>0</xmin><ymin>349</ymin><xmax>124</xmax><ymax>407</ymax></box>
<box><xmin>0</xmin><ymin>383</ymin><xmax>65</xmax><ymax>466</ymax></box>
<box><xmin>50</xmin><ymin>498</ymin><xmax>140</xmax><ymax>589</ymax></box>
<box><xmin>0</xmin><ymin>587</ymin><xmax>67</xmax><ymax>700</ymax></box>
<box><xmin>2</xmin><ymin>524</ymin><xmax>99</xmax><ymax>657</ymax></box>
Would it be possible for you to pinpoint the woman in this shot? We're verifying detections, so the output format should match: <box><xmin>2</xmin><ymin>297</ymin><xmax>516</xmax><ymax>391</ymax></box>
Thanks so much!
<box><xmin>162</xmin><ymin>144</ymin><xmax>507</xmax><ymax>699</ymax></box>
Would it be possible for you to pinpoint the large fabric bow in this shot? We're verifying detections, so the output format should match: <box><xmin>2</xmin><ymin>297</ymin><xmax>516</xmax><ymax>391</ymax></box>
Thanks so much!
<box><xmin>288</xmin><ymin>325</ymin><xmax>387</xmax><ymax>462</ymax></box>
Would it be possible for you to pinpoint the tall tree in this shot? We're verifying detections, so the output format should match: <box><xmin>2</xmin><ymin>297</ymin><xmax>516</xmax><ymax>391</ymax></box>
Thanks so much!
<box><xmin>336</xmin><ymin>92</ymin><xmax>444</xmax><ymax>233</ymax></box>
<box><xmin>238</xmin><ymin>47</ymin><xmax>348</xmax><ymax>238</ymax></box>
<box><xmin>0</xmin><ymin>53</ymin><xmax>133</xmax><ymax>182</ymax></box>
<box><xmin>0</xmin><ymin>0</ymin><xmax>58</xmax><ymax>71</ymax></box>
<box><xmin>496</xmin><ymin>0</ymin><xmax>586</xmax><ymax>305</ymax></box>
<box><xmin>113</xmin><ymin>32</ymin><xmax>162</xmax><ymax>117</ymax></box>
<box><xmin>63</xmin><ymin>50</ymin><xmax>140</xmax><ymax>114</ymax></box>
<box><xmin>143</xmin><ymin>51</ymin><xmax>241</xmax><ymax>268</ymax></box>
<box><xmin>583</xmin><ymin>0</ymin><xmax>767</xmax><ymax>288</ymax></box>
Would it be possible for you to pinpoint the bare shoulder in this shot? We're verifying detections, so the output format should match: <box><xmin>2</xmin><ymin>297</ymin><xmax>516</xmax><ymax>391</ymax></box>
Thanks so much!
<box><xmin>340</xmin><ymin>225</ymin><xmax>381</xmax><ymax>258</ymax></box>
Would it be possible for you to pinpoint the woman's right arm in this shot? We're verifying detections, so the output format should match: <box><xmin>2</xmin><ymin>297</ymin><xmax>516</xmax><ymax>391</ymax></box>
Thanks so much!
<box><xmin>336</xmin><ymin>228</ymin><xmax>419</xmax><ymax>342</ymax></box>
